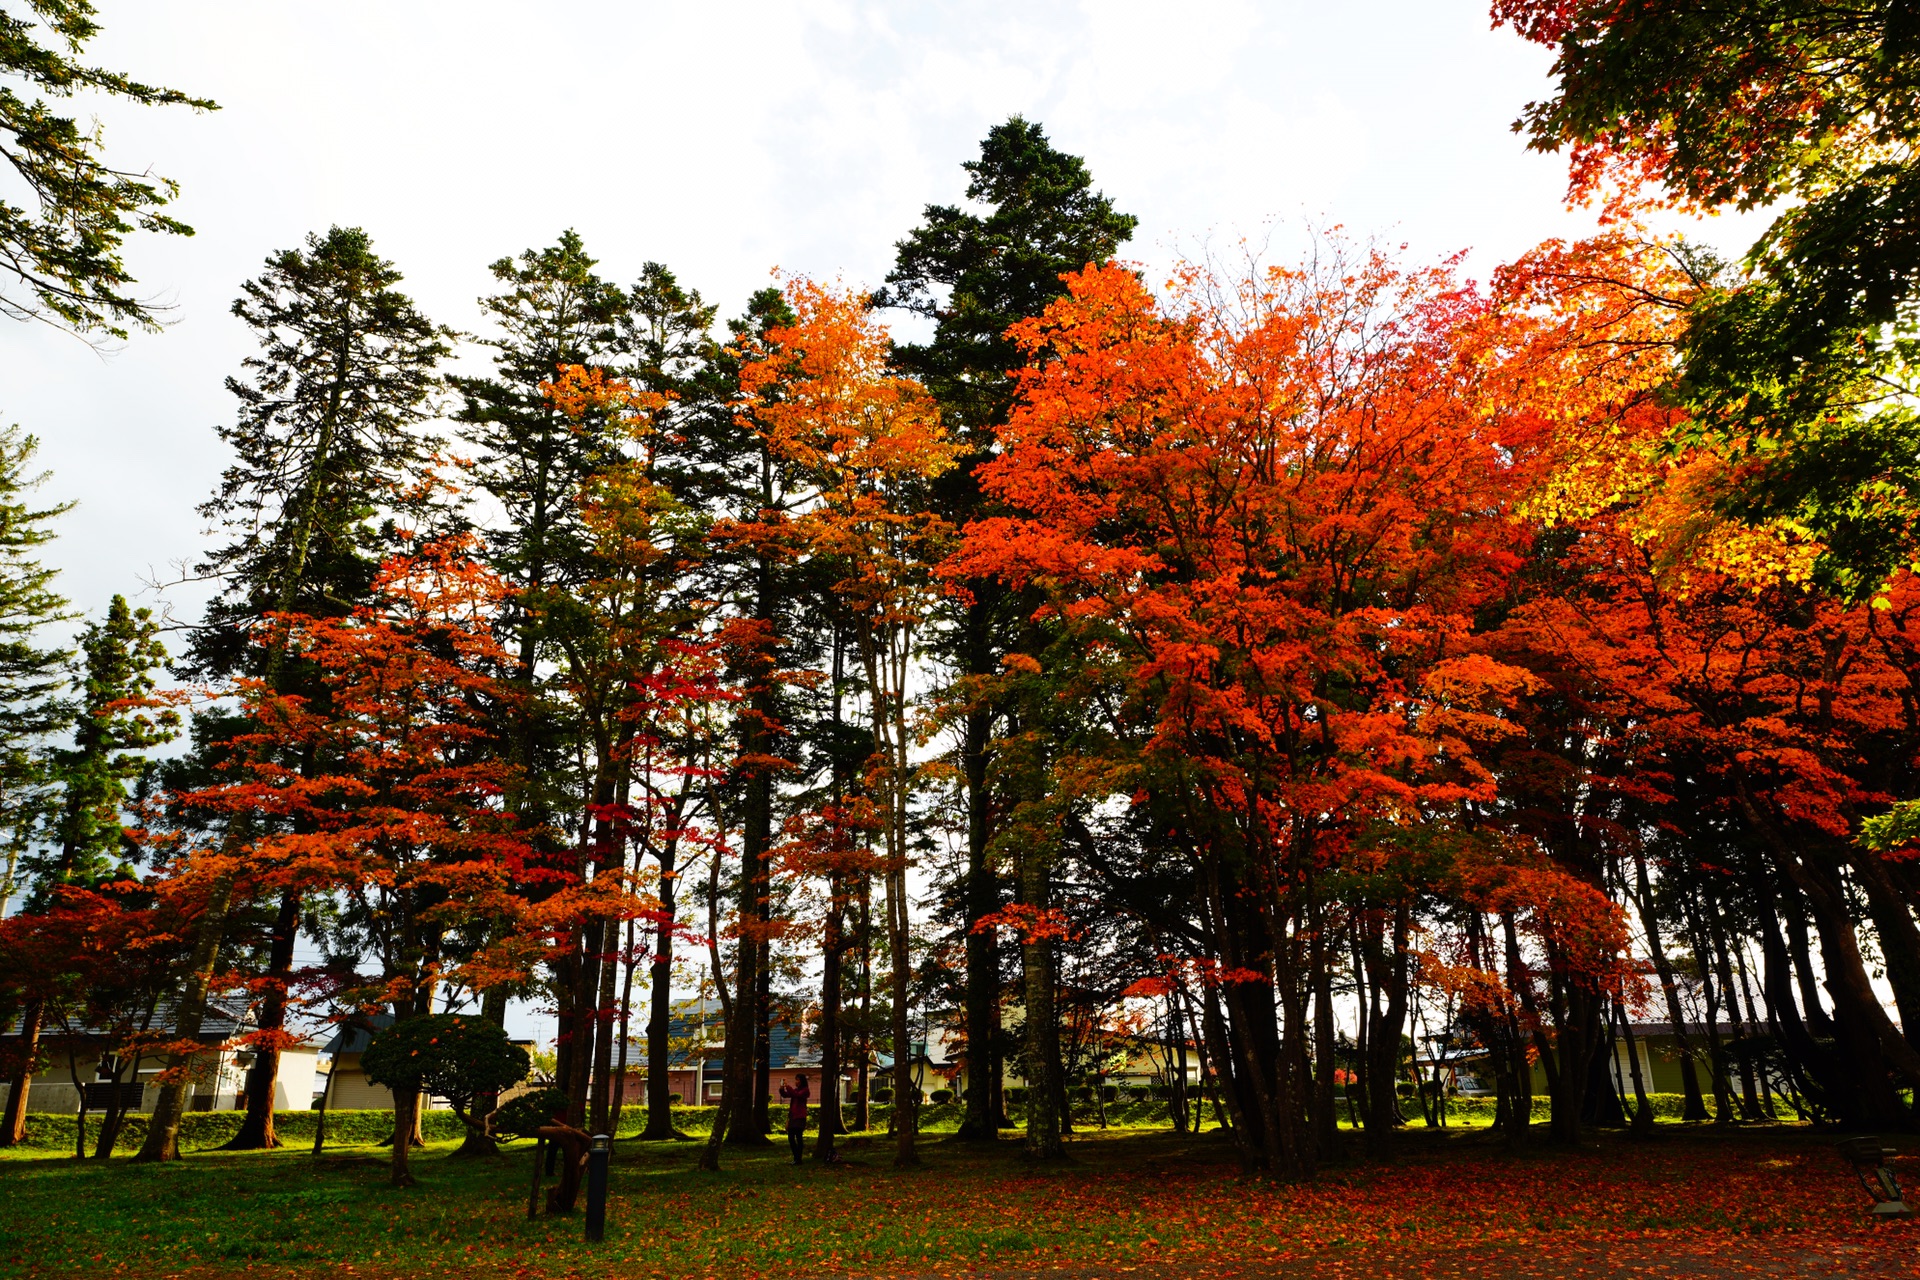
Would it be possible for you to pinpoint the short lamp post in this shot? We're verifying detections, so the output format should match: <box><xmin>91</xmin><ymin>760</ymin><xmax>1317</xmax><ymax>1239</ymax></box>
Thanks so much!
<box><xmin>1836</xmin><ymin>1137</ymin><xmax>1915</xmax><ymax>1220</ymax></box>
<box><xmin>584</xmin><ymin>1133</ymin><xmax>610</xmax><ymax>1242</ymax></box>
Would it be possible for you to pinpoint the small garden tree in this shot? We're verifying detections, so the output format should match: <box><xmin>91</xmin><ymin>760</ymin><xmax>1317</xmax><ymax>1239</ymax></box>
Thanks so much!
<box><xmin>361</xmin><ymin>1013</ymin><xmax>530</xmax><ymax>1186</ymax></box>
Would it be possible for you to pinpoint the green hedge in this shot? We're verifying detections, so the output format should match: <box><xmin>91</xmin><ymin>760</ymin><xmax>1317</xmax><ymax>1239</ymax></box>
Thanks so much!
<box><xmin>10</xmin><ymin>1091</ymin><xmax>1718</xmax><ymax>1154</ymax></box>
<box><xmin>8</xmin><ymin>1108</ymin><xmax>472</xmax><ymax>1154</ymax></box>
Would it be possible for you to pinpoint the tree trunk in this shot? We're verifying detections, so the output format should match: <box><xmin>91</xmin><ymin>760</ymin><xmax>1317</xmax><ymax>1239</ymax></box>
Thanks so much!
<box><xmin>723</xmin><ymin>679</ymin><xmax>773</xmax><ymax>1149</ymax></box>
<box><xmin>1631</xmin><ymin>847</ymin><xmax>1710</xmax><ymax>1122</ymax></box>
<box><xmin>1682</xmin><ymin>902</ymin><xmax>1737</xmax><ymax>1124</ymax></box>
<box><xmin>389</xmin><ymin>1086</ymin><xmax>419</xmax><ymax>1187</ymax></box>
<box><xmin>1844</xmin><ymin>844</ymin><xmax>1920</xmax><ymax>1055</ymax></box>
<box><xmin>856</xmin><ymin>872</ymin><xmax>872</xmax><ymax>1134</ymax></box>
<box><xmin>958</xmin><ymin>596</ymin><xmax>1000</xmax><ymax>1143</ymax></box>
<box><xmin>136</xmin><ymin>872</ymin><xmax>236</xmax><ymax>1163</ymax></box>
<box><xmin>589</xmin><ymin>912</ymin><xmax>620</xmax><ymax>1136</ymax></box>
<box><xmin>696</xmin><ymin>857</ymin><xmax>741</xmax><ymax>1173</ymax></box>
<box><xmin>753</xmin><ymin>931</ymin><xmax>772</xmax><ymax>1135</ymax></box>
<box><xmin>1704</xmin><ymin>902</ymin><xmax>1762</xmax><ymax>1120</ymax></box>
<box><xmin>1751</xmin><ymin>870</ymin><xmax>1850</xmax><ymax>1122</ymax></box>
<box><xmin>1362</xmin><ymin>901</ymin><xmax>1410</xmax><ymax>1152</ymax></box>
<box><xmin>815</xmin><ymin>867</ymin><xmax>845</xmax><ymax>1163</ymax></box>
<box><xmin>225</xmin><ymin>890</ymin><xmax>301</xmax><ymax>1150</ymax></box>
<box><xmin>609</xmin><ymin>916</ymin><xmax>637</xmax><ymax>1137</ymax></box>
<box><xmin>0</xmin><ymin>999</ymin><xmax>43</xmax><ymax>1146</ymax></box>
<box><xmin>1777</xmin><ymin>847</ymin><xmax>1916</xmax><ymax>1125</ymax></box>
<box><xmin>1782</xmin><ymin>890</ymin><xmax>1837</xmax><ymax>1039</ymax></box>
<box><xmin>1019</xmin><ymin>847</ymin><xmax>1064</xmax><ymax>1160</ymax></box>
<box><xmin>565</xmin><ymin>920</ymin><xmax>600</xmax><ymax>1131</ymax></box>
<box><xmin>1311</xmin><ymin>907</ymin><xmax>1338</xmax><ymax>1161</ymax></box>
<box><xmin>887</xmin><ymin>856</ymin><xmax>919</xmax><ymax>1166</ymax></box>
<box><xmin>1617</xmin><ymin>1003</ymin><xmax>1655</xmax><ymax>1136</ymax></box>
<box><xmin>642</xmin><ymin>831</ymin><xmax>683</xmax><ymax>1139</ymax></box>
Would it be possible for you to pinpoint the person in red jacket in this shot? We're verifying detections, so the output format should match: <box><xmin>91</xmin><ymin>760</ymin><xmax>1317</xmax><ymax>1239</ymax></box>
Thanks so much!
<box><xmin>778</xmin><ymin>1072</ymin><xmax>810</xmax><ymax>1164</ymax></box>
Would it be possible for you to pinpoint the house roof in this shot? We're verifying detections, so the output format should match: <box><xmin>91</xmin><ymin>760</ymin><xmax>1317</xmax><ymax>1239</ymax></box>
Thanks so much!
<box><xmin>1626</xmin><ymin>1020</ymin><xmax>1770</xmax><ymax>1039</ymax></box>
<box><xmin>624</xmin><ymin>999</ymin><xmax>806</xmax><ymax>1068</ymax></box>
<box><xmin>2</xmin><ymin>997</ymin><xmax>257</xmax><ymax>1043</ymax></box>
<box><xmin>1436</xmin><ymin>1019</ymin><xmax>1773</xmax><ymax>1061</ymax></box>
<box><xmin>320</xmin><ymin>1013</ymin><xmax>395</xmax><ymax>1057</ymax></box>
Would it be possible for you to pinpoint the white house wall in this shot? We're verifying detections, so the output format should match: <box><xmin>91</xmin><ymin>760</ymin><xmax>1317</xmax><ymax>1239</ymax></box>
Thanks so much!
<box><xmin>0</xmin><ymin>1046</ymin><xmax>321</xmax><ymax>1115</ymax></box>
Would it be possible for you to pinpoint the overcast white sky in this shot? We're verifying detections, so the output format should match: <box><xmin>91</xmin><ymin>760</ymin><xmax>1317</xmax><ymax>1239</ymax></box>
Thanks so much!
<box><xmin>0</xmin><ymin>0</ymin><xmax>1791</xmax><ymax>1054</ymax></box>
<box><xmin>1</xmin><ymin>0</ymin><xmax>1774</xmax><ymax>630</ymax></box>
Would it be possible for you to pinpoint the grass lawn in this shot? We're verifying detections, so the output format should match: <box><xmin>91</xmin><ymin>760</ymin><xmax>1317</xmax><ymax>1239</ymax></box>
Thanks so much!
<box><xmin>1</xmin><ymin>1119</ymin><xmax>1915</xmax><ymax>1278</ymax></box>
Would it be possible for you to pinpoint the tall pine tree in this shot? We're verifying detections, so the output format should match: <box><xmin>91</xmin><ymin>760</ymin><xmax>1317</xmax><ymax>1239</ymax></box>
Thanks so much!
<box><xmin>159</xmin><ymin>226</ymin><xmax>450</xmax><ymax>1156</ymax></box>
<box><xmin>0</xmin><ymin>427</ymin><xmax>72</xmax><ymax>1147</ymax></box>
<box><xmin>40</xmin><ymin>595</ymin><xmax>174</xmax><ymax>894</ymax></box>
<box><xmin>191</xmin><ymin>225</ymin><xmax>451</xmax><ymax>681</ymax></box>
<box><xmin>453</xmin><ymin>230</ymin><xmax>627</xmax><ymax>1129</ymax></box>
<box><xmin>0</xmin><ymin>593</ymin><xmax>169</xmax><ymax>1149</ymax></box>
<box><xmin>873</xmin><ymin>117</ymin><xmax>1135</xmax><ymax>1144</ymax></box>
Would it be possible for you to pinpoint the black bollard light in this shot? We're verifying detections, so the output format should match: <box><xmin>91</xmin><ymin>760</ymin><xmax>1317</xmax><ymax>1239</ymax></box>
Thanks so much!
<box><xmin>584</xmin><ymin>1133</ymin><xmax>610</xmax><ymax>1242</ymax></box>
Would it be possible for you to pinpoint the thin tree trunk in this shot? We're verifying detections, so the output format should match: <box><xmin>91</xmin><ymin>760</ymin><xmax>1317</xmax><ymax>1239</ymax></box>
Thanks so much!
<box><xmin>566</xmin><ymin>919</ymin><xmax>600</xmax><ymax>1130</ymax></box>
<box><xmin>958</xmin><ymin>598</ymin><xmax>999</xmax><ymax>1142</ymax></box>
<box><xmin>1616</xmin><ymin>1001</ymin><xmax>1655</xmax><ymax>1136</ymax></box>
<box><xmin>1019</xmin><ymin>846</ymin><xmax>1064</xmax><ymax>1160</ymax></box>
<box><xmin>1631</xmin><ymin>847</ymin><xmax>1709</xmax><ymax>1121</ymax></box>
<box><xmin>312</xmin><ymin>1033</ymin><xmax>340</xmax><ymax>1156</ymax></box>
<box><xmin>92</xmin><ymin>1054</ymin><xmax>136</xmax><ymax>1159</ymax></box>
<box><xmin>590</xmin><ymin>915</ymin><xmax>620</xmax><ymax>1137</ymax></box>
<box><xmin>697</xmin><ymin>835</ymin><xmax>737</xmax><ymax>1172</ymax></box>
<box><xmin>225</xmin><ymin>890</ymin><xmax>301</xmax><ymax>1150</ymax></box>
<box><xmin>642</xmin><ymin>833</ymin><xmax>682</xmax><ymax>1139</ymax></box>
<box><xmin>1310</xmin><ymin>910</ymin><xmax>1338</xmax><ymax>1160</ymax></box>
<box><xmin>856</xmin><ymin>871</ymin><xmax>873</xmax><ymax>1134</ymax></box>
<box><xmin>68</xmin><ymin>1048</ymin><xmax>87</xmax><ymax>1160</ymax></box>
<box><xmin>136</xmin><ymin>872</ymin><xmax>236</xmax><ymax>1164</ymax></box>
<box><xmin>610</xmin><ymin>915</ymin><xmax>637</xmax><ymax>1137</ymax></box>
<box><xmin>0</xmin><ymin>999</ymin><xmax>43</xmax><ymax>1146</ymax></box>
<box><xmin>887</xmin><ymin>856</ymin><xmax>918</xmax><ymax>1166</ymax></box>
<box><xmin>389</xmin><ymin>1085</ymin><xmax>419</xmax><ymax>1187</ymax></box>
<box><xmin>1705</xmin><ymin>903</ymin><xmax>1762</xmax><ymax>1120</ymax></box>
<box><xmin>454</xmin><ymin>987</ymin><xmax>509</xmax><ymax>1157</ymax></box>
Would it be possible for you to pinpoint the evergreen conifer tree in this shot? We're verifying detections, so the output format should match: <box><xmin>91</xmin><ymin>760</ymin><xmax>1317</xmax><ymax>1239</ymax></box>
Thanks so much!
<box><xmin>38</xmin><ymin>595</ymin><xmax>173</xmax><ymax>895</ymax></box>
<box><xmin>167</xmin><ymin>226</ymin><xmax>450</xmax><ymax>1154</ymax></box>
<box><xmin>613</xmin><ymin>261</ymin><xmax>724</xmax><ymax>1140</ymax></box>
<box><xmin>873</xmin><ymin>117</ymin><xmax>1134</xmax><ymax>1143</ymax></box>
<box><xmin>0</xmin><ymin>426</ymin><xmax>71</xmax><ymax>1146</ymax></box>
<box><xmin>0</xmin><ymin>427</ymin><xmax>70</xmax><ymax>916</ymax></box>
<box><xmin>453</xmin><ymin>231</ymin><xmax>627</xmax><ymax>1127</ymax></box>
<box><xmin>0</xmin><ymin>1</ymin><xmax>216</xmax><ymax>337</ymax></box>
<box><xmin>454</xmin><ymin>230</ymin><xmax>627</xmax><ymax>612</ymax></box>
<box><xmin>190</xmin><ymin>225</ymin><xmax>452</xmax><ymax>682</ymax></box>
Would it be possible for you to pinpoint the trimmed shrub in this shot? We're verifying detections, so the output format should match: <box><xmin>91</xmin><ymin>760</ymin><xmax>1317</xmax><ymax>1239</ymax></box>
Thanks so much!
<box><xmin>929</xmin><ymin>1088</ymin><xmax>954</xmax><ymax>1104</ymax></box>
<box><xmin>362</xmin><ymin>1014</ymin><xmax>529</xmax><ymax>1116</ymax></box>
<box><xmin>491</xmin><ymin>1088</ymin><xmax>569</xmax><ymax>1139</ymax></box>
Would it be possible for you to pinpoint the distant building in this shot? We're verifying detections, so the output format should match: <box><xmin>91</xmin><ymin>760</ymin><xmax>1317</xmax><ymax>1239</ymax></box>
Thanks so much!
<box><xmin>0</xmin><ymin>999</ymin><xmax>319</xmax><ymax>1116</ymax></box>
<box><xmin>612</xmin><ymin>997</ymin><xmax>803</xmax><ymax>1106</ymax></box>
<box><xmin>1439</xmin><ymin>1020</ymin><xmax>1771</xmax><ymax>1096</ymax></box>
